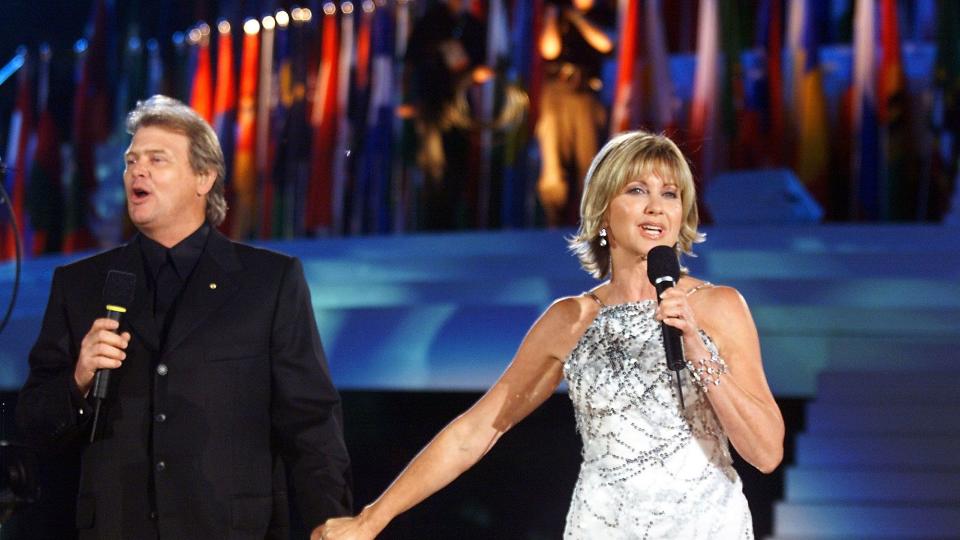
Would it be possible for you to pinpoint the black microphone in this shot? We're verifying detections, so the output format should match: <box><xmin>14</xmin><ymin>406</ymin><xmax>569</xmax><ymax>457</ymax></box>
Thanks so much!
<box><xmin>90</xmin><ymin>270</ymin><xmax>136</xmax><ymax>443</ymax></box>
<box><xmin>646</xmin><ymin>245</ymin><xmax>686</xmax><ymax>407</ymax></box>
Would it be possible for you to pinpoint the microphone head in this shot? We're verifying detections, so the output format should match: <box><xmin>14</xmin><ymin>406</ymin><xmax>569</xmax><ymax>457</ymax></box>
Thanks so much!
<box><xmin>646</xmin><ymin>245</ymin><xmax>680</xmax><ymax>285</ymax></box>
<box><xmin>103</xmin><ymin>270</ymin><xmax>136</xmax><ymax>309</ymax></box>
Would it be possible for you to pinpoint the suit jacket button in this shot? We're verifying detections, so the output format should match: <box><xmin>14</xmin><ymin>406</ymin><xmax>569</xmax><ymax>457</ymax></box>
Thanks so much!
<box><xmin>155</xmin><ymin>461</ymin><xmax>166</xmax><ymax>472</ymax></box>
<box><xmin>155</xmin><ymin>413</ymin><xmax>167</xmax><ymax>423</ymax></box>
<box><xmin>156</xmin><ymin>363</ymin><xmax>168</xmax><ymax>376</ymax></box>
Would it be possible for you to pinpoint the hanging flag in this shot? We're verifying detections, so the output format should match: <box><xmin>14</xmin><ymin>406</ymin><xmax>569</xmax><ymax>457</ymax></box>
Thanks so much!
<box><xmin>27</xmin><ymin>45</ymin><xmax>64</xmax><ymax>255</ymax></box>
<box><xmin>924</xmin><ymin>0</ymin><xmax>960</xmax><ymax>220</ymax></box>
<box><xmin>851</xmin><ymin>0</ymin><xmax>881</xmax><ymax>220</ymax></box>
<box><xmin>355</xmin><ymin>3</ymin><xmax>373</xmax><ymax>92</ymax></box>
<box><xmin>277</xmin><ymin>7</ymin><xmax>314</xmax><ymax>237</ymax></box>
<box><xmin>877</xmin><ymin>0</ymin><xmax>913</xmax><ymax>220</ymax></box>
<box><xmin>331</xmin><ymin>2</ymin><xmax>356</xmax><ymax>235</ymax></box>
<box><xmin>792</xmin><ymin>0</ymin><xmax>830</xmax><ymax>207</ymax></box>
<box><xmin>268</xmin><ymin>9</ymin><xmax>294</xmax><ymax>238</ymax></box>
<box><xmin>355</xmin><ymin>3</ymin><xmax>395</xmax><ymax>234</ymax></box>
<box><xmin>256</xmin><ymin>14</ymin><xmax>277</xmax><ymax>238</ymax></box>
<box><xmin>2</xmin><ymin>49</ymin><xmax>33</xmax><ymax>261</ymax></box>
<box><xmin>212</xmin><ymin>18</ymin><xmax>236</xmax><ymax>203</ymax></box>
<box><xmin>500</xmin><ymin>0</ymin><xmax>536</xmax><ymax>229</ymax></box>
<box><xmin>189</xmin><ymin>23</ymin><xmax>214</xmax><ymax>123</ymax></box>
<box><xmin>477</xmin><ymin>0</ymin><xmax>510</xmax><ymax>228</ymax></box>
<box><xmin>648</xmin><ymin>0</ymin><xmax>675</xmax><ymax>131</ymax></box>
<box><xmin>751</xmin><ymin>0</ymin><xmax>786</xmax><ymax>166</ymax></box>
<box><xmin>231</xmin><ymin>18</ymin><xmax>260</xmax><ymax>239</ymax></box>
<box><xmin>689</xmin><ymin>0</ymin><xmax>721</xmax><ymax>198</ymax></box>
<box><xmin>307</xmin><ymin>3</ymin><xmax>340</xmax><ymax>234</ymax></box>
<box><xmin>65</xmin><ymin>0</ymin><xmax>112</xmax><ymax>253</ymax></box>
<box><xmin>610</xmin><ymin>0</ymin><xmax>639</xmax><ymax>135</ymax></box>
<box><xmin>392</xmin><ymin>0</ymin><xmax>416</xmax><ymax>232</ymax></box>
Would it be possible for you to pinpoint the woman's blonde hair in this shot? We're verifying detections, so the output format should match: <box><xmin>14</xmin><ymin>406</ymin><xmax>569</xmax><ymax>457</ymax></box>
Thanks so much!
<box><xmin>569</xmin><ymin>130</ymin><xmax>704</xmax><ymax>279</ymax></box>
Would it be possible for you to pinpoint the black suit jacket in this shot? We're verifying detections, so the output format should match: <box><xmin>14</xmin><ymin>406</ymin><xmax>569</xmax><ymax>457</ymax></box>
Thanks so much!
<box><xmin>17</xmin><ymin>229</ymin><xmax>352</xmax><ymax>539</ymax></box>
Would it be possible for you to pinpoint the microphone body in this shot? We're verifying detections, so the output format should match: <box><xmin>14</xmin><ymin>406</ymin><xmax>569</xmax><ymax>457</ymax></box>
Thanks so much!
<box><xmin>653</xmin><ymin>275</ymin><xmax>686</xmax><ymax>372</ymax></box>
<box><xmin>647</xmin><ymin>245</ymin><xmax>685</xmax><ymax>373</ymax></box>
<box><xmin>90</xmin><ymin>270</ymin><xmax>136</xmax><ymax>442</ymax></box>
<box><xmin>90</xmin><ymin>304</ymin><xmax>126</xmax><ymax>400</ymax></box>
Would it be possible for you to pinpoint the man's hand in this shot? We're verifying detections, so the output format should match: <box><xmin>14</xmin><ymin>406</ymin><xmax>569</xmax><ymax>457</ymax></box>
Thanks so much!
<box><xmin>74</xmin><ymin>318</ymin><xmax>130</xmax><ymax>396</ymax></box>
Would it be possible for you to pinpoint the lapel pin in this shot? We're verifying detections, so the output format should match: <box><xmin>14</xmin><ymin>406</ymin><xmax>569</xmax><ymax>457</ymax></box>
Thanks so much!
<box><xmin>209</xmin><ymin>283</ymin><xmax>217</xmax><ymax>290</ymax></box>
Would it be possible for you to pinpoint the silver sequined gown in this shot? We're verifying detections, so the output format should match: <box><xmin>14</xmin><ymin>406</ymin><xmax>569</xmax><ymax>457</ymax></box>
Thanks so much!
<box><xmin>563</xmin><ymin>300</ymin><xmax>753</xmax><ymax>539</ymax></box>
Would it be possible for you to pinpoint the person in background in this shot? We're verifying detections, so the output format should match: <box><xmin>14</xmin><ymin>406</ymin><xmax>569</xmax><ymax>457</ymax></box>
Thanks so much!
<box><xmin>401</xmin><ymin>0</ymin><xmax>491</xmax><ymax>230</ymax></box>
<box><xmin>536</xmin><ymin>0</ymin><xmax>614</xmax><ymax>227</ymax></box>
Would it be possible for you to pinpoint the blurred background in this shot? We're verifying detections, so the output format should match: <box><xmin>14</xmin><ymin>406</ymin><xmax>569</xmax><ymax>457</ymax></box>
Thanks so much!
<box><xmin>1</xmin><ymin>0</ymin><xmax>959</xmax><ymax>538</ymax></box>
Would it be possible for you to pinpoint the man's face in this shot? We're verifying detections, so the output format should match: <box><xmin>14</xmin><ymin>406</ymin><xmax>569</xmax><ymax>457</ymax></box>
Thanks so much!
<box><xmin>123</xmin><ymin>126</ymin><xmax>210</xmax><ymax>243</ymax></box>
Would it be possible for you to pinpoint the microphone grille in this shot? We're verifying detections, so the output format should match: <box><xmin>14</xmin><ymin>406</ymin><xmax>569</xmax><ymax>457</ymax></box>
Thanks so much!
<box><xmin>646</xmin><ymin>245</ymin><xmax>680</xmax><ymax>284</ymax></box>
<box><xmin>103</xmin><ymin>270</ymin><xmax>136</xmax><ymax>308</ymax></box>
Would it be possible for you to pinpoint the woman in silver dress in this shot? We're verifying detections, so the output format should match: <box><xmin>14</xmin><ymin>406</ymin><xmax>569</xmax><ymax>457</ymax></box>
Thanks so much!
<box><xmin>318</xmin><ymin>130</ymin><xmax>784</xmax><ymax>539</ymax></box>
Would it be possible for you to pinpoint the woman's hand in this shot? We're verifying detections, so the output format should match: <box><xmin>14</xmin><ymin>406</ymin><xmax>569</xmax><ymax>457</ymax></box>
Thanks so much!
<box><xmin>654</xmin><ymin>286</ymin><xmax>711</xmax><ymax>359</ymax></box>
<box><xmin>313</xmin><ymin>514</ymin><xmax>379</xmax><ymax>540</ymax></box>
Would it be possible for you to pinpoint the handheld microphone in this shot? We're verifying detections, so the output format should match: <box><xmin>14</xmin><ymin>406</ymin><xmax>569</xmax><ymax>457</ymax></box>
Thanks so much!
<box><xmin>90</xmin><ymin>270</ymin><xmax>136</xmax><ymax>443</ymax></box>
<box><xmin>646</xmin><ymin>245</ymin><xmax>686</xmax><ymax>407</ymax></box>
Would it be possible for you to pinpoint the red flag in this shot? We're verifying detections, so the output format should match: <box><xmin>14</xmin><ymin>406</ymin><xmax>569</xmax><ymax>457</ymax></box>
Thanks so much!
<box><xmin>190</xmin><ymin>23</ymin><xmax>214</xmax><ymax>123</ymax></box>
<box><xmin>689</xmin><ymin>0</ymin><xmax>720</xmax><ymax>185</ymax></box>
<box><xmin>610</xmin><ymin>0</ymin><xmax>639</xmax><ymax>134</ymax></box>
<box><xmin>307</xmin><ymin>7</ymin><xmax>340</xmax><ymax>233</ymax></box>
<box><xmin>231</xmin><ymin>18</ymin><xmax>260</xmax><ymax>239</ymax></box>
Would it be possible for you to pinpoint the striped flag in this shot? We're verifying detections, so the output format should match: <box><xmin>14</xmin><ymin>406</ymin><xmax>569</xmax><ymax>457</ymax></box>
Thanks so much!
<box><xmin>231</xmin><ymin>18</ymin><xmax>260</xmax><ymax>239</ymax></box>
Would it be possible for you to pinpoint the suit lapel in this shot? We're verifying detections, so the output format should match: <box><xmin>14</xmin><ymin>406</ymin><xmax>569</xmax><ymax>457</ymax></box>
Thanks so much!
<box><xmin>162</xmin><ymin>229</ymin><xmax>242</xmax><ymax>355</ymax></box>
<box><xmin>110</xmin><ymin>237</ymin><xmax>160</xmax><ymax>353</ymax></box>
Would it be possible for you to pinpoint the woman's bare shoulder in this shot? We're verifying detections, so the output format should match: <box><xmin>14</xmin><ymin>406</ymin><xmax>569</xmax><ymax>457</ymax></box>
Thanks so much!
<box><xmin>531</xmin><ymin>293</ymin><xmax>604</xmax><ymax>360</ymax></box>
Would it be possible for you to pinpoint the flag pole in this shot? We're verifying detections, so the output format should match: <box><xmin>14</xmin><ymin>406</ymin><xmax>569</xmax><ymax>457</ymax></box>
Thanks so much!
<box><xmin>0</xmin><ymin>49</ymin><xmax>26</xmax><ymax>89</ymax></box>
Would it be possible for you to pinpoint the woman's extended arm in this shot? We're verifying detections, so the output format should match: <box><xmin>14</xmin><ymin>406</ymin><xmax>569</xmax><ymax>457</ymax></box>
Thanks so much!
<box><xmin>318</xmin><ymin>297</ymin><xmax>597</xmax><ymax>540</ymax></box>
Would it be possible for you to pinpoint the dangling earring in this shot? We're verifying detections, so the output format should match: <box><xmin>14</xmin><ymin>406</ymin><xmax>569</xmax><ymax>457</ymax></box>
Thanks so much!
<box><xmin>599</xmin><ymin>228</ymin><xmax>608</xmax><ymax>247</ymax></box>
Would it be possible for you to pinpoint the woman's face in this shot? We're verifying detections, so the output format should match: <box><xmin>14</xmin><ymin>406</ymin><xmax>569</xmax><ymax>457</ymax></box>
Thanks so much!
<box><xmin>605</xmin><ymin>172</ymin><xmax>684</xmax><ymax>260</ymax></box>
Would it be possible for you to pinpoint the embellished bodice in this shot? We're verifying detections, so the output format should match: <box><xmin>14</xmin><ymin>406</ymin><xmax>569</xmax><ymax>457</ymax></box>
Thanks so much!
<box><xmin>561</xmin><ymin>300</ymin><xmax>753</xmax><ymax>539</ymax></box>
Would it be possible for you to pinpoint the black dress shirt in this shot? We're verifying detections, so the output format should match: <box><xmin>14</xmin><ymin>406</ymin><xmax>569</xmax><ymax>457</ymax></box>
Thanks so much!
<box><xmin>139</xmin><ymin>223</ymin><xmax>210</xmax><ymax>343</ymax></box>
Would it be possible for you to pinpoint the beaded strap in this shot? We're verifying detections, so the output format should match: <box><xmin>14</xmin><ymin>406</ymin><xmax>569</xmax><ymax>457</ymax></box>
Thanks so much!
<box><xmin>685</xmin><ymin>347</ymin><xmax>728</xmax><ymax>392</ymax></box>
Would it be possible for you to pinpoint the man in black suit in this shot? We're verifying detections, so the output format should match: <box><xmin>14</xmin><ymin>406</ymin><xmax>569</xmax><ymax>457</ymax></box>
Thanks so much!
<box><xmin>16</xmin><ymin>95</ymin><xmax>351</xmax><ymax>539</ymax></box>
